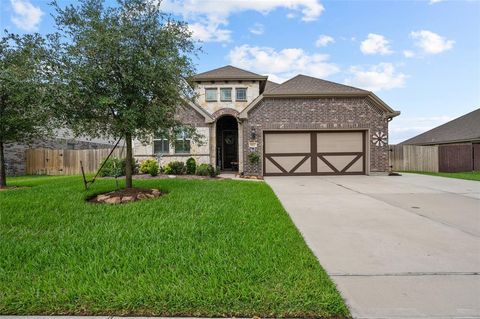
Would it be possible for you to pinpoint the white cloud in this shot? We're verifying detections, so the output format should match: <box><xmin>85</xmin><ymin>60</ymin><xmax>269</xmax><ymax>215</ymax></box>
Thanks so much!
<box><xmin>360</xmin><ymin>33</ymin><xmax>393</xmax><ymax>55</ymax></box>
<box><xmin>10</xmin><ymin>0</ymin><xmax>44</xmax><ymax>32</ymax></box>
<box><xmin>161</xmin><ymin>0</ymin><xmax>324</xmax><ymax>42</ymax></box>
<box><xmin>429</xmin><ymin>0</ymin><xmax>444</xmax><ymax>4</ymax></box>
<box><xmin>188</xmin><ymin>16</ymin><xmax>231</xmax><ymax>42</ymax></box>
<box><xmin>403</xmin><ymin>50</ymin><xmax>415</xmax><ymax>58</ymax></box>
<box><xmin>410</xmin><ymin>30</ymin><xmax>454</xmax><ymax>54</ymax></box>
<box><xmin>315</xmin><ymin>35</ymin><xmax>334</xmax><ymax>47</ymax></box>
<box><xmin>228</xmin><ymin>44</ymin><xmax>339</xmax><ymax>83</ymax></box>
<box><xmin>249</xmin><ymin>23</ymin><xmax>264</xmax><ymax>35</ymax></box>
<box><xmin>344</xmin><ymin>63</ymin><xmax>407</xmax><ymax>92</ymax></box>
<box><xmin>389</xmin><ymin>115</ymin><xmax>453</xmax><ymax>144</ymax></box>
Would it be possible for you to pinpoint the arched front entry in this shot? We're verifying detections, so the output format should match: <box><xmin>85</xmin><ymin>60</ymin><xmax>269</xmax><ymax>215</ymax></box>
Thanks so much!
<box><xmin>216</xmin><ymin>115</ymin><xmax>239</xmax><ymax>171</ymax></box>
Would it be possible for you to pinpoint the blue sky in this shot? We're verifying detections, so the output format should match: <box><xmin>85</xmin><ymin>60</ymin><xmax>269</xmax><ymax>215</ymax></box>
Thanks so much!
<box><xmin>1</xmin><ymin>0</ymin><xmax>479</xmax><ymax>143</ymax></box>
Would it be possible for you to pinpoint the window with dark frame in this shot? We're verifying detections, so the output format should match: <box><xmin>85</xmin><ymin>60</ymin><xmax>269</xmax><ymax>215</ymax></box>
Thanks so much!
<box><xmin>153</xmin><ymin>131</ymin><xmax>170</xmax><ymax>154</ymax></box>
<box><xmin>175</xmin><ymin>131</ymin><xmax>190</xmax><ymax>154</ymax></box>
<box><xmin>220</xmin><ymin>88</ymin><xmax>232</xmax><ymax>101</ymax></box>
<box><xmin>205</xmin><ymin>88</ymin><xmax>217</xmax><ymax>102</ymax></box>
<box><xmin>236</xmin><ymin>88</ymin><xmax>247</xmax><ymax>101</ymax></box>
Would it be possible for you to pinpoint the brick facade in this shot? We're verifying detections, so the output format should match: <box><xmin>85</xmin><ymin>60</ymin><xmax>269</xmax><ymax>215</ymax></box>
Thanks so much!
<box><xmin>175</xmin><ymin>103</ymin><xmax>209</xmax><ymax>128</ymax></box>
<box><xmin>242</xmin><ymin>97</ymin><xmax>390</xmax><ymax>175</ymax></box>
<box><xmin>212</xmin><ymin>108</ymin><xmax>239</xmax><ymax>119</ymax></box>
<box><xmin>5</xmin><ymin>138</ymin><xmax>113</xmax><ymax>176</ymax></box>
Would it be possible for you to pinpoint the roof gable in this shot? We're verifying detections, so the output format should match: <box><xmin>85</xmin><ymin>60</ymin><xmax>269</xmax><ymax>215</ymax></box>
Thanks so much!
<box><xmin>264</xmin><ymin>80</ymin><xmax>280</xmax><ymax>93</ymax></box>
<box><xmin>401</xmin><ymin>108</ymin><xmax>480</xmax><ymax>145</ymax></box>
<box><xmin>264</xmin><ymin>74</ymin><xmax>369</xmax><ymax>96</ymax></box>
<box><xmin>193</xmin><ymin>65</ymin><xmax>268</xmax><ymax>81</ymax></box>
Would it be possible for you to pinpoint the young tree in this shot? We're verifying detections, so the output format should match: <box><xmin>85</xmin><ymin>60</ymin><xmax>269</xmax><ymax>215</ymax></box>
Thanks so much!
<box><xmin>0</xmin><ymin>33</ymin><xmax>54</xmax><ymax>188</ymax></box>
<box><xmin>51</xmin><ymin>0</ymin><xmax>199</xmax><ymax>188</ymax></box>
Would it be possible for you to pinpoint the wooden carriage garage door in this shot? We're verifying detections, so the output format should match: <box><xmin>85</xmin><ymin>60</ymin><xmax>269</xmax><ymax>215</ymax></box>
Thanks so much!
<box><xmin>263</xmin><ymin>131</ymin><xmax>366</xmax><ymax>176</ymax></box>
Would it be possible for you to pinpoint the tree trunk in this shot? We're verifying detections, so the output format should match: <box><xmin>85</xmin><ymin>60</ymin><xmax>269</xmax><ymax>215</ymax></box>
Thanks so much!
<box><xmin>0</xmin><ymin>141</ymin><xmax>6</xmax><ymax>188</ymax></box>
<box><xmin>125</xmin><ymin>132</ymin><xmax>133</xmax><ymax>188</ymax></box>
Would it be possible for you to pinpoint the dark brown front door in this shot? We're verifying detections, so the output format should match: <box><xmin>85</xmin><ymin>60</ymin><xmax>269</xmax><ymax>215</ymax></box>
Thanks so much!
<box><xmin>222</xmin><ymin>130</ymin><xmax>238</xmax><ymax>170</ymax></box>
<box><xmin>263</xmin><ymin>131</ymin><xmax>366</xmax><ymax>176</ymax></box>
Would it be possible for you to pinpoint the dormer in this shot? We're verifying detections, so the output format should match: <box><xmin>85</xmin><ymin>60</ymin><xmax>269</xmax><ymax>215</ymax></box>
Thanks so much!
<box><xmin>192</xmin><ymin>65</ymin><xmax>268</xmax><ymax>114</ymax></box>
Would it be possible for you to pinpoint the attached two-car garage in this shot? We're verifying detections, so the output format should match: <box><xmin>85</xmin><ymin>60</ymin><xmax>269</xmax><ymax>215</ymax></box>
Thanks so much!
<box><xmin>263</xmin><ymin>131</ymin><xmax>366</xmax><ymax>176</ymax></box>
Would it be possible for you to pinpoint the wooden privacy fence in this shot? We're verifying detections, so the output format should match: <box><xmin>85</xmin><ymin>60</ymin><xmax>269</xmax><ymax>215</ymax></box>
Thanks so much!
<box><xmin>389</xmin><ymin>145</ymin><xmax>439</xmax><ymax>172</ymax></box>
<box><xmin>390</xmin><ymin>143</ymin><xmax>480</xmax><ymax>173</ymax></box>
<box><xmin>26</xmin><ymin>148</ymin><xmax>125</xmax><ymax>175</ymax></box>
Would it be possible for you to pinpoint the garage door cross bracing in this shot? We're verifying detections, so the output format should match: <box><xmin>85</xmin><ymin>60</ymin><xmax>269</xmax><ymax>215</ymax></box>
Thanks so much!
<box><xmin>263</xmin><ymin>131</ymin><xmax>366</xmax><ymax>176</ymax></box>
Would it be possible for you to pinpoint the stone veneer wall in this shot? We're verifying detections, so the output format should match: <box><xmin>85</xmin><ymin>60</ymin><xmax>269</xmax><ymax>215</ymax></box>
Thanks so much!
<box><xmin>194</xmin><ymin>81</ymin><xmax>260</xmax><ymax>114</ymax></box>
<box><xmin>5</xmin><ymin>139</ymin><xmax>114</xmax><ymax>176</ymax></box>
<box><xmin>133</xmin><ymin>103</ymin><xmax>211</xmax><ymax>167</ymax></box>
<box><xmin>242</xmin><ymin>97</ymin><xmax>390</xmax><ymax>176</ymax></box>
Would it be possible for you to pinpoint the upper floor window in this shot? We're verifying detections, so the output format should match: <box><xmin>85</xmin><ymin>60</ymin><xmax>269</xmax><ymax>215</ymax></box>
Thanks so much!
<box><xmin>236</xmin><ymin>88</ymin><xmax>247</xmax><ymax>101</ymax></box>
<box><xmin>175</xmin><ymin>131</ymin><xmax>190</xmax><ymax>154</ymax></box>
<box><xmin>153</xmin><ymin>130</ymin><xmax>170</xmax><ymax>154</ymax></box>
<box><xmin>220</xmin><ymin>88</ymin><xmax>232</xmax><ymax>101</ymax></box>
<box><xmin>205</xmin><ymin>88</ymin><xmax>217</xmax><ymax>102</ymax></box>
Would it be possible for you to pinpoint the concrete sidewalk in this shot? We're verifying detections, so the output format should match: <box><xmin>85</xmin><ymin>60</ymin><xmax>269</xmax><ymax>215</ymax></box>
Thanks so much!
<box><xmin>266</xmin><ymin>173</ymin><xmax>480</xmax><ymax>318</ymax></box>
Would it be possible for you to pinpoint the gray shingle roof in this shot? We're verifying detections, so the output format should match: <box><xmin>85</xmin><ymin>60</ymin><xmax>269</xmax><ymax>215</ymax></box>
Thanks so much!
<box><xmin>401</xmin><ymin>108</ymin><xmax>480</xmax><ymax>145</ymax></box>
<box><xmin>193</xmin><ymin>65</ymin><xmax>267</xmax><ymax>81</ymax></box>
<box><xmin>264</xmin><ymin>74</ymin><xmax>369</xmax><ymax>96</ymax></box>
<box><xmin>264</xmin><ymin>80</ymin><xmax>280</xmax><ymax>93</ymax></box>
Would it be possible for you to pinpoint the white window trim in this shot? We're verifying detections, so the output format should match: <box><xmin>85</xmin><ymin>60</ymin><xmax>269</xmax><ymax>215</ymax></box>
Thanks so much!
<box><xmin>235</xmin><ymin>87</ymin><xmax>247</xmax><ymax>101</ymax></box>
<box><xmin>205</xmin><ymin>88</ymin><xmax>218</xmax><ymax>102</ymax></box>
<box><xmin>220</xmin><ymin>87</ymin><xmax>232</xmax><ymax>102</ymax></box>
<box><xmin>174</xmin><ymin>131</ymin><xmax>191</xmax><ymax>154</ymax></box>
<box><xmin>153</xmin><ymin>134</ymin><xmax>170</xmax><ymax>155</ymax></box>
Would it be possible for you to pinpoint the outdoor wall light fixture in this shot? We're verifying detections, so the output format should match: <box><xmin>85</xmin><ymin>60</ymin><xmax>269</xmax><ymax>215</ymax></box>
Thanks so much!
<box><xmin>250</xmin><ymin>127</ymin><xmax>256</xmax><ymax>141</ymax></box>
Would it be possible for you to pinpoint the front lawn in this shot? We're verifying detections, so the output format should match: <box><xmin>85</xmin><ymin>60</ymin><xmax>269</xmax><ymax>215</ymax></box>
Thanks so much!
<box><xmin>0</xmin><ymin>176</ymin><xmax>348</xmax><ymax>317</ymax></box>
<box><xmin>403</xmin><ymin>171</ymin><xmax>480</xmax><ymax>181</ymax></box>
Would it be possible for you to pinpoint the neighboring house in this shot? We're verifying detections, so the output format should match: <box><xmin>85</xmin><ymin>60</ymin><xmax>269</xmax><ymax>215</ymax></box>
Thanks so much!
<box><xmin>5</xmin><ymin>130</ymin><xmax>115</xmax><ymax>176</ymax></box>
<box><xmin>134</xmin><ymin>65</ymin><xmax>400</xmax><ymax>176</ymax></box>
<box><xmin>400</xmin><ymin>108</ymin><xmax>480</xmax><ymax>146</ymax></box>
<box><xmin>400</xmin><ymin>108</ymin><xmax>480</xmax><ymax>172</ymax></box>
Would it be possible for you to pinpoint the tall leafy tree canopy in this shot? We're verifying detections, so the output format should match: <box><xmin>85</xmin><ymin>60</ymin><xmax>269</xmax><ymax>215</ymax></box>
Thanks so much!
<box><xmin>0</xmin><ymin>33</ymin><xmax>54</xmax><ymax>187</ymax></box>
<box><xmin>52</xmin><ymin>0</ymin><xmax>199</xmax><ymax>187</ymax></box>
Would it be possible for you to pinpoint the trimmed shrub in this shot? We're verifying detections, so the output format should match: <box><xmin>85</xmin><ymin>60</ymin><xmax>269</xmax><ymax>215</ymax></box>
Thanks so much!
<box><xmin>248</xmin><ymin>152</ymin><xmax>260</xmax><ymax>165</ymax></box>
<box><xmin>162</xmin><ymin>163</ymin><xmax>172</xmax><ymax>175</ymax></box>
<box><xmin>166</xmin><ymin>161</ymin><xmax>185</xmax><ymax>175</ymax></box>
<box><xmin>186</xmin><ymin>157</ymin><xmax>196</xmax><ymax>175</ymax></box>
<box><xmin>196</xmin><ymin>163</ymin><xmax>218</xmax><ymax>177</ymax></box>
<box><xmin>98</xmin><ymin>157</ymin><xmax>125</xmax><ymax>177</ymax></box>
<box><xmin>139</xmin><ymin>159</ymin><xmax>159</xmax><ymax>176</ymax></box>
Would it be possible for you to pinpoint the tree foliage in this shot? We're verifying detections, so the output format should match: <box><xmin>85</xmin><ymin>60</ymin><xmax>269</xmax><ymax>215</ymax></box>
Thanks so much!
<box><xmin>51</xmin><ymin>0</ymin><xmax>200</xmax><ymax>187</ymax></box>
<box><xmin>0</xmin><ymin>33</ymin><xmax>55</xmax><ymax>187</ymax></box>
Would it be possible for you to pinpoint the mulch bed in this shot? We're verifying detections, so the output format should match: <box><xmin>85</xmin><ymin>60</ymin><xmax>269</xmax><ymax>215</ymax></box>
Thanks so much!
<box><xmin>133</xmin><ymin>174</ymin><xmax>216</xmax><ymax>180</ymax></box>
<box><xmin>88</xmin><ymin>188</ymin><xmax>162</xmax><ymax>204</ymax></box>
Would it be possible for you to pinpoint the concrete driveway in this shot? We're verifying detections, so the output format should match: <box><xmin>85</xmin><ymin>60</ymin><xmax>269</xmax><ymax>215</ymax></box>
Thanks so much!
<box><xmin>265</xmin><ymin>173</ymin><xmax>480</xmax><ymax>319</ymax></box>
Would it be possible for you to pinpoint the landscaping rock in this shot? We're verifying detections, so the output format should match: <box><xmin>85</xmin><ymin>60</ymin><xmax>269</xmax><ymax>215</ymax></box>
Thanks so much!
<box><xmin>121</xmin><ymin>196</ymin><xmax>134</xmax><ymax>203</ymax></box>
<box><xmin>104</xmin><ymin>196</ymin><xmax>121</xmax><ymax>204</ymax></box>
<box><xmin>88</xmin><ymin>188</ymin><xmax>163</xmax><ymax>204</ymax></box>
<box><xmin>96</xmin><ymin>194</ymin><xmax>110</xmax><ymax>201</ymax></box>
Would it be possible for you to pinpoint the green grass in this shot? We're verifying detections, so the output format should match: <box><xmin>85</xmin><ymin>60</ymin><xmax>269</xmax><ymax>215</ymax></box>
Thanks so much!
<box><xmin>403</xmin><ymin>171</ymin><xmax>480</xmax><ymax>181</ymax></box>
<box><xmin>0</xmin><ymin>175</ymin><xmax>348</xmax><ymax>317</ymax></box>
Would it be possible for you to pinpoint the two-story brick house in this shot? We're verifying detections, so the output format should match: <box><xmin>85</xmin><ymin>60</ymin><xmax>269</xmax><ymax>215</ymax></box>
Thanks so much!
<box><xmin>133</xmin><ymin>65</ymin><xmax>400</xmax><ymax>176</ymax></box>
